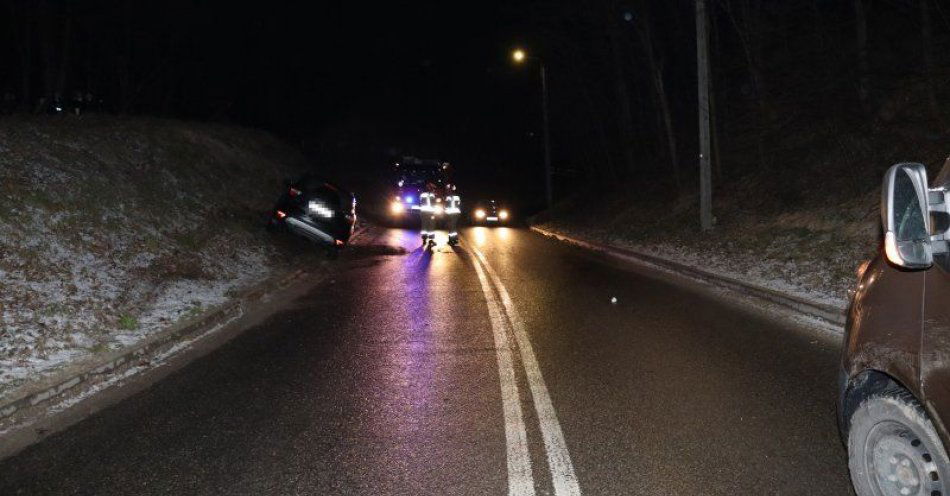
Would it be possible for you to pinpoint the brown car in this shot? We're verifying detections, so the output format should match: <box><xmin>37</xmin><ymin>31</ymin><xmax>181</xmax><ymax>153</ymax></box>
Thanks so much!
<box><xmin>839</xmin><ymin>158</ymin><xmax>950</xmax><ymax>496</ymax></box>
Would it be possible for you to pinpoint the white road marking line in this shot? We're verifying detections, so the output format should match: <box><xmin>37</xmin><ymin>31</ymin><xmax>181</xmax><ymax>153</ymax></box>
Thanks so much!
<box><xmin>471</xmin><ymin>249</ymin><xmax>536</xmax><ymax>496</ymax></box>
<box><xmin>469</xmin><ymin>244</ymin><xmax>582</xmax><ymax>496</ymax></box>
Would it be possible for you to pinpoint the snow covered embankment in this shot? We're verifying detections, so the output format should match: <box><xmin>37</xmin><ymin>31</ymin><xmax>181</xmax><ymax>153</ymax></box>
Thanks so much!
<box><xmin>0</xmin><ymin>117</ymin><xmax>306</xmax><ymax>398</ymax></box>
<box><xmin>536</xmin><ymin>196</ymin><xmax>880</xmax><ymax>316</ymax></box>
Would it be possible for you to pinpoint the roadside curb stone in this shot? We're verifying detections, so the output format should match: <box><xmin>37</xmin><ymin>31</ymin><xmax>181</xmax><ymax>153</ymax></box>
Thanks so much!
<box><xmin>530</xmin><ymin>225</ymin><xmax>847</xmax><ymax>329</ymax></box>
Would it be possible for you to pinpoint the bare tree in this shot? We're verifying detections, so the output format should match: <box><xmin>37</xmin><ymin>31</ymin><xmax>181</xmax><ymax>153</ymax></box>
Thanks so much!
<box><xmin>9</xmin><ymin>0</ymin><xmax>34</xmax><ymax>110</ymax></box>
<box><xmin>721</xmin><ymin>0</ymin><xmax>764</xmax><ymax>104</ymax></box>
<box><xmin>710</xmin><ymin>0</ymin><xmax>723</xmax><ymax>181</ymax></box>
<box><xmin>921</xmin><ymin>0</ymin><xmax>939</xmax><ymax>120</ymax></box>
<box><xmin>854</xmin><ymin>0</ymin><xmax>870</xmax><ymax>113</ymax></box>
<box><xmin>37</xmin><ymin>0</ymin><xmax>57</xmax><ymax>112</ymax></box>
<box><xmin>720</xmin><ymin>0</ymin><xmax>769</xmax><ymax>168</ymax></box>
<box><xmin>604</xmin><ymin>0</ymin><xmax>637</xmax><ymax>181</ymax></box>
<box><xmin>56</xmin><ymin>4</ymin><xmax>73</xmax><ymax>99</ymax></box>
<box><xmin>628</xmin><ymin>3</ymin><xmax>681</xmax><ymax>190</ymax></box>
<box><xmin>563</xmin><ymin>42</ymin><xmax>618</xmax><ymax>182</ymax></box>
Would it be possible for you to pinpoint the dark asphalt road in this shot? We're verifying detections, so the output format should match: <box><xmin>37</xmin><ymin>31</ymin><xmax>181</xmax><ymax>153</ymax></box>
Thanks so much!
<box><xmin>0</xmin><ymin>226</ymin><xmax>853</xmax><ymax>495</ymax></box>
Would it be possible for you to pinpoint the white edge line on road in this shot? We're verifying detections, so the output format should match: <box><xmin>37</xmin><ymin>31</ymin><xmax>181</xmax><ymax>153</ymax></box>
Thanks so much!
<box><xmin>470</xmin><ymin>247</ymin><xmax>536</xmax><ymax>496</ymax></box>
<box><xmin>469</xmin><ymin>243</ymin><xmax>582</xmax><ymax>496</ymax></box>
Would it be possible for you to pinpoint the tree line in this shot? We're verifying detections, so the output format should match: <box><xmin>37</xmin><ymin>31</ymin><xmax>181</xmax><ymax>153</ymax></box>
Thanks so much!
<box><xmin>526</xmin><ymin>0</ymin><xmax>950</xmax><ymax>196</ymax></box>
<box><xmin>0</xmin><ymin>0</ymin><xmax>238</xmax><ymax>117</ymax></box>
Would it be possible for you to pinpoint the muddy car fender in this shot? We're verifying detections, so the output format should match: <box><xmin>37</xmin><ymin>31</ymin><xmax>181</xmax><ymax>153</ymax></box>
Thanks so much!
<box><xmin>838</xmin><ymin>255</ymin><xmax>926</xmax><ymax>434</ymax></box>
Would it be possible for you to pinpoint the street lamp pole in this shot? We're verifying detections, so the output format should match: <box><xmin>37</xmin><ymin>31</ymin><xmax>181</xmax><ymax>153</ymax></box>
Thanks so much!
<box><xmin>540</xmin><ymin>61</ymin><xmax>552</xmax><ymax>209</ymax></box>
<box><xmin>513</xmin><ymin>48</ymin><xmax>553</xmax><ymax>209</ymax></box>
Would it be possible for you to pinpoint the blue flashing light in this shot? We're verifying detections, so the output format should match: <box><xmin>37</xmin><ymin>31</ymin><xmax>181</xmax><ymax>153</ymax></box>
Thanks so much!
<box><xmin>405</xmin><ymin>195</ymin><xmax>414</xmax><ymax>204</ymax></box>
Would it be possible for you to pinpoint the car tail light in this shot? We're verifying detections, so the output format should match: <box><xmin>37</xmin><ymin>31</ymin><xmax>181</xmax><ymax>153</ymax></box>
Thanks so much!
<box><xmin>276</xmin><ymin>210</ymin><xmax>287</xmax><ymax>219</ymax></box>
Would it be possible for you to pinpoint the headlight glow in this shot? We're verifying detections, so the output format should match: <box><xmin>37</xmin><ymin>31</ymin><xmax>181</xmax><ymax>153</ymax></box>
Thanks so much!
<box><xmin>390</xmin><ymin>201</ymin><xmax>404</xmax><ymax>214</ymax></box>
<box><xmin>475</xmin><ymin>209</ymin><xmax>486</xmax><ymax>219</ymax></box>
<box><xmin>499</xmin><ymin>210</ymin><xmax>509</xmax><ymax>220</ymax></box>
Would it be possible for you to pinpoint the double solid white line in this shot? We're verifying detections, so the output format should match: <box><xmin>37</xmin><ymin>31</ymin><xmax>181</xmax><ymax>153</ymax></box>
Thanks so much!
<box><xmin>467</xmin><ymin>242</ymin><xmax>581</xmax><ymax>496</ymax></box>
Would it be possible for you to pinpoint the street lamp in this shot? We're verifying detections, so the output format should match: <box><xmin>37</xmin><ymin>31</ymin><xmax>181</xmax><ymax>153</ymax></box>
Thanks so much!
<box><xmin>511</xmin><ymin>48</ymin><xmax>552</xmax><ymax>209</ymax></box>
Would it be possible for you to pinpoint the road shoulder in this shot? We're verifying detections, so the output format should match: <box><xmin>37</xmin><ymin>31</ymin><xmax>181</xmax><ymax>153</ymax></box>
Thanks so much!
<box><xmin>530</xmin><ymin>225</ymin><xmax>847</xmax><ymax>335</ymax></box>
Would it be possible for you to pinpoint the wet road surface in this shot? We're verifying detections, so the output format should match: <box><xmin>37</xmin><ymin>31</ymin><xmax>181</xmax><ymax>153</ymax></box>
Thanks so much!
<box><xmin>0</xmin><ymin>226</ymin><xmax>853</xmax><ymax>495</ymax></box>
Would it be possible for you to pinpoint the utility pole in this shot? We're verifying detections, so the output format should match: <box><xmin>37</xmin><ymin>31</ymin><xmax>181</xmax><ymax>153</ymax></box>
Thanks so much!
<box><xmin>540</xmin><ymin>62</ymin><xmax>553</xmax><ymax>209</ymax></box>
<box><xmin>696</xmin><ymin>0</ymin><xmax>713</xmax><ymax>230</ymax></box>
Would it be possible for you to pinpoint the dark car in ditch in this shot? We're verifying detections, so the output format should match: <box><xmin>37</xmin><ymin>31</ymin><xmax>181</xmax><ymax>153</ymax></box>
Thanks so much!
<box><xmin>839</xmin><ymin>158</ymin><xmax>950</xmax><ymax>496</ymax></box>
<box><xmin>268</xmin><ymin>174</ymin><xmax>357</xmax><ymax>253</ymax></box>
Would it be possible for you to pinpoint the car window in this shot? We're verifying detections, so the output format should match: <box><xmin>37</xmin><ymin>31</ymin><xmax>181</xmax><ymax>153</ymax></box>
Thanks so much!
<box><xmin>302</xmin><ymin>176</ymin><xmax>327</xmax><ymax>192</ymax></box>
<box><xmin>894</xmin><ymin>171</ymin><xmax>928</xmax><ymax>242</ymax></box>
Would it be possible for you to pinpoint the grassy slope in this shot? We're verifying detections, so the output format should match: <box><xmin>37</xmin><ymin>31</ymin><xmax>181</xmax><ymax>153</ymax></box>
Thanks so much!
<box><xmin>0</xmin><ymin>116</ymin><xmax>308</xmax><ymax>393</ymax></box>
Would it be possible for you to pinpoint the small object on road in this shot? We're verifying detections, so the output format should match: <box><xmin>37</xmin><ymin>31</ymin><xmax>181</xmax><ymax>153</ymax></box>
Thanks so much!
<box><xmin>610</xmin><ymin>296</ymin><xmax>618</xmax><ymax>304</ymax></box>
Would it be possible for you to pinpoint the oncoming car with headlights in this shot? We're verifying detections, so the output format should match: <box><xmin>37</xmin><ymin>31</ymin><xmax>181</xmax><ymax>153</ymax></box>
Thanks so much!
<box><xmin>472</xmin><ymin>200</ymin><xmax>510</xmax><ymax>225</ymax></box>
<box><xmin>268</xmin><ymin>174</ymin><xmax>357</xmax><ymax>253</ymax></box>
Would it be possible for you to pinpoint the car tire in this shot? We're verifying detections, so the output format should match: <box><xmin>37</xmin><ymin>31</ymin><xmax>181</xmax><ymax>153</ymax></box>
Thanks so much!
<box><xmin>848</xmin><ymin>391</ymin><xmax>950</xmax><ymax>496</ymax></box>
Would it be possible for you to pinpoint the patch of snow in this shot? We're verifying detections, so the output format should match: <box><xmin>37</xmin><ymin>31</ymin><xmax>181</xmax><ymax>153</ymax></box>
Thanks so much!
<box><xmin>0</xmin><ymin>119</ymin><xmax>304</xmax><ymax>401</ymax></box>
<box><xmin>0</xmin><ymin>192</ymin><xmax>277</xmax><ymax>399</ymax></box>
<box><xmin>631</xmin><ymin>241</ymin><xmax>848</xmax><ymax>309</ymax></box>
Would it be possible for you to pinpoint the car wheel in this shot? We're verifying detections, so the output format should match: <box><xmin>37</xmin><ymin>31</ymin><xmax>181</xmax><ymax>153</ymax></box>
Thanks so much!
<box><xmin>848</xmin><ymin>391</ymin><xmax>950</xmax><ymax>496</ymax></box>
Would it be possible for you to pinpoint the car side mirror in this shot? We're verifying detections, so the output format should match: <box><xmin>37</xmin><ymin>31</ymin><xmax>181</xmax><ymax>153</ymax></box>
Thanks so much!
<box><xmin>882</xmin><ymin>162</ymin><xmax>949</xmax><ymax>269</ymax></box>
